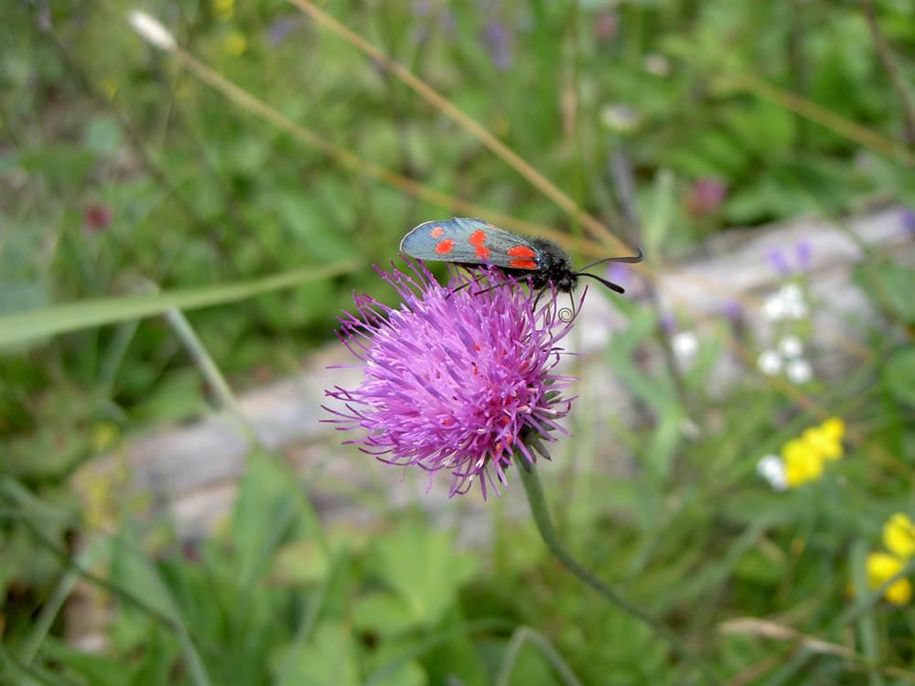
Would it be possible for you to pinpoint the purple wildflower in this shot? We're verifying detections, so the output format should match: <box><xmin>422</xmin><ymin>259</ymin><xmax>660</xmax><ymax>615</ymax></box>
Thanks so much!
<box><xmin>606</xmin><ymin>261</ymin><xmax>632</xmax><ymax>292</ymax></box>
<box><xmin>439</xmin><ymin>9</ymin><xmax>457</xmax><ymax>36</ymax></box>
<box><xmin>659</xmin><ymin>312</ymin><xmax>678</xmax><ymax>334</ymax></box>
<box><xmin>901</xmin><ymin>208</ymin><xmax>915</xmax><ymax>235</ymax></box>
<box><xmin>593</xmin><ymin>9</ymin><xmax>618</xmax><ymax>43</ymax></box>
<box><xmin>482</xmin><ymin>21</ymin><xmax>514</xmax><ymax>71</ymax></box>
<box><xmin>768</xmin><ymin>240</ymin><xmax>814</xmax><ymax>276</ymax></box>
<box><xmin>324</xmin><ymin>263</ymin><xmax>579</xmax><ymax>498</ymax></box>
<box><xmin>83</xmin><ymin>203</ymin><xmax>112</xmax><ymax>233</ymax></box>
<box><xmin>795</xmin><ymin>240</ymin><xmax>813</xmax><ymax>271</ymax></box>
<box><xmin>719</xmin><ymin>299</ymin><xmax>746</xmax><ymax>337</ymax></box>
<box><xmin>767</xmin><ymin>248</ymin><xmax>792</xmax><ymax>276</ymax></box>
<box><xmin>265</xmin><ymin>16</ymin><xmax>300</xmax><ymax>47</ymax></box>
<box><xmin>411</xmin><ymin>0</ymin><xmax>432</xmax><ymax>16</ymax></box>
<box><xmin>684</xmin><ymin>178</ymin><xmax>727</xmax><ymax>217</ymax></box>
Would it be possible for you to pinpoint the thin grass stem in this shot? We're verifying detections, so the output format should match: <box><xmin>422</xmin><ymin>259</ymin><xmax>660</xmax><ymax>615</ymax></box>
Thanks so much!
<box><xmin>513</xmin><ymin>454</ymin><xmax>720</xmax><ymax>685</ymax></box>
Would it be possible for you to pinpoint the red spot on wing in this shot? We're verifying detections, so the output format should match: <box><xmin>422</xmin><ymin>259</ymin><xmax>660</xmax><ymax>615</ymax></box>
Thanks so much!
<box><xmin>435</xmin><ymin>238</ymin><xmax>455</xmax><ymax>255</ymax></box>
<box><xmin>430</xmin><ymin>225</ymin><xmax>444</xmax><ymax>238</ymax></box>
<box><xmin>468</xmin><ymin>228</ymin><xmax>490</xmax><ymax>259</ymax></box>
<box><xmin>507</xmin><ymin>245</ymin><xmax>537</xmax><ymax>259</ymax></box>
<box><xmin>509</xmin><ymin>258</ymin><xmax>538</xmax><ymax>270</ymax></box>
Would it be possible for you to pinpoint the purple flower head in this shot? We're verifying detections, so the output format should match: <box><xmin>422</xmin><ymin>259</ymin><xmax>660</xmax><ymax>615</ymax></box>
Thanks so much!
<box><xmin>439</xmin><ymin>9</ymin><xmax>457</xmax><ymax>36</ymax></box>
<box><xmin>685</xmin><ymin>178</ymin><xmax>727</xmax><ymax>217</ymax></box>
<box><xmin>605</xmin><ymin>261</ymin><xmax>631</xmax><ymax>292</ymax></box>
<box><xmin>265</xmin><ymin>15</ymin><xmax>300</xmax><ymax>46</ymax></box>
<box><xmin>719</xmin><ymin>298</ymin><xmax>744</xmax><ymax>323</ymax></box>
<box><xmin>659</xmin><ymin>311</ymin><xmax>678</xmax><ymax>334</ymax></box>
<box><xmin>83</xmin><ymin>203</ymin><xmax>112</xmax><ymax>233</ymax></box>
<box><xmin>795</xmin><ymin>240</ymin><xmax>813</xmax><ymax>271</ymax></box>
<box><xmin>593</xmin><ymin>9</ymin><xmax>618</xmax><ymax>43</ymax></box>
<box><xmin>767</xmin><ymin>248</ymin><xmax>791</xmax><ymax>276</ymax></box>
<box><xmin>901</xmin><ymin>208</ymin><xmax>915</xmax><ymax>236</ymax></box>
<box><xmin>767</xmin><ymin>240</ymin><xmax>814</xmax><ymax>276</ymax></box>
<box><xmin>411</xmin><ymin>0</ymin><xmax>433</xmax><ymax>16</ymax></box>
<box><xmin>324</xmin><ymin>263</ymin><xmax>579</xmax><ymax>498</ymax></box>
<box><xmin>482</xmin><ymin>21</ymin><xmax>514</xmax><ymax>71</ymax></box>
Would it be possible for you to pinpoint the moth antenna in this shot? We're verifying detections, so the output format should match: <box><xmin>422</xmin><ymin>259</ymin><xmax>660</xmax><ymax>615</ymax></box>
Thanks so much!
<box><xmin>559</xmin><ymin>291</ymin><xmax>577</xmax><ymax>324</ymax></box>
<box><xmin>577</xmin><ymin>247</ymin><xmax>644</xmax><ymax>272</ymax></box>
<box><xmin>558</xmin><ymin>290</ymin><xmax>577</xmax><ymax>323</ymax></box>
<box><xmin>577</xmin><ymin>271</ymin><xmax>626</xmax><ymax>294</ymax></box>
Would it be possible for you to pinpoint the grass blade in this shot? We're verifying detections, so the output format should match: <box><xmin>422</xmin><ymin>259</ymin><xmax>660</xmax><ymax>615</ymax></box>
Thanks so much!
<box><xmin>0</xmin><ymin>259</ymin><xmax>359</xmax><ymax>349</ymax></box>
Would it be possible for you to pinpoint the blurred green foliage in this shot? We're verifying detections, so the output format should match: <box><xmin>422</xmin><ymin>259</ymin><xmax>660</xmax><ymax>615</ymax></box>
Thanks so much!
<box><xmin>2</xmin><ymin>0</ymin><xmax>915</xmax><ymax>683</ymax></box>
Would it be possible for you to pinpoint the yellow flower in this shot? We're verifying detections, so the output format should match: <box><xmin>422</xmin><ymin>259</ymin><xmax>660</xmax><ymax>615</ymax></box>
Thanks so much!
<box><xmin>783</xmin><ymin>438</ymin><xmax>824</xmax><ymax>487</ymax></box>
<box><xmin>101</xmin><ymin>78</ymin><xmax>118</xmax><ymax>100</ymax></box>
<box><xmin>884</xmin><ymin>513</ymin><xmax>915</xmax><ymax>559</ymax></box>
<box><xmin>212</xmin><ymin>0</ymin><xmax>234</xmax><ymax>20</ymax></box>
<box><xmin>91</xmin><ymin>421</ymin><xmax>119</xmax><ymax>453</ymax></box>
<box><xmin>821</xmin><ymin>417</ymin><xmax>845</xmax><ymax>441</ymax></box>
<box><xmin>801</xmin><ymin>422</ymin><xmax>843</xmax><ymax>462</ymax></box>
<box><xmin>867</xmin><ymin>552</ymin><xmax>912</xmax><ymax>606</ymax></box>
<box><xmin>224</xmin><ymin>31</ymin><xmax>247</xmax><ymax>56</ymax></box>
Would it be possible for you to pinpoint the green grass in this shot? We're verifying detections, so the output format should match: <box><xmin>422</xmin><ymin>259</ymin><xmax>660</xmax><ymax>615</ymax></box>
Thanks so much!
<box><xmin>3</xmin><ymin>0</ymin><xmax>915</xmax><ymax>683</ymax></box>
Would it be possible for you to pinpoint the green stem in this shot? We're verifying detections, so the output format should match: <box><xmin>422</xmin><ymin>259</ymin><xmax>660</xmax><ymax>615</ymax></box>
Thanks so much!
<box><xmin>21</xmin><ymin>538</ymin><xmax>106</xmax><ymax>665</ymax></box>
<box><xmin>512</xmin><ymin>453</ymin><xmax>719</xmax><ymax>685</ymax></box>
<box><xmin>495</xmin><ymin>626</ymin><xmax>583</xmax><ymax>686</ymax></box>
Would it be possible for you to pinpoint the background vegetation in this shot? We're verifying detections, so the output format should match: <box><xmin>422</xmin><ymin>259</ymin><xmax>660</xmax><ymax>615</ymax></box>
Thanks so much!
<box><xmin>2</xmin><ymin>0</ymin><xmax>915</xmax><ymax>683</ymax></box>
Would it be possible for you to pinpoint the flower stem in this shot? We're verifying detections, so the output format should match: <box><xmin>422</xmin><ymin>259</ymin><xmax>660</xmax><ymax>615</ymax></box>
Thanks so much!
<box><xmin>513</xmin><ymin>453</ymin><xmax>719</xmax><ymax>685</ymax></box>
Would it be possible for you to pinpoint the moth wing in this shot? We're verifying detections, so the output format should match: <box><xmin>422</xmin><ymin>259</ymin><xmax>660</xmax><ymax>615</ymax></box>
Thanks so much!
<box><xmin>400</xmin><ymin>217</ymin><xmax>541</xmax><ymax>270</ymax></box>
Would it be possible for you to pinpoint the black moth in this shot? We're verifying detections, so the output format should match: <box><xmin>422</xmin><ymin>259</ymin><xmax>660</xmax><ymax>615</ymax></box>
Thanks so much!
<box><xmin>400</xmin><ymin>216</ymin><xmax>643</xmax><ymax>294</ymax></box>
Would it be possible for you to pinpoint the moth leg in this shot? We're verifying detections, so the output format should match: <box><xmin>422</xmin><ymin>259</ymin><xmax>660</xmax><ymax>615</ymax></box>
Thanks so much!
<box><xmin>446</xmin><ymin>268</ymin><xmax>487</xmax><ymax>299</ymax></box>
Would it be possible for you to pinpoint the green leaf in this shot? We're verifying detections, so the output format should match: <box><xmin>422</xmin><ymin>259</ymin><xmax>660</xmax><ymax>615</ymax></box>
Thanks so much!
<box><xmin>109</xmin><ymin>533</ymin><xmax>181</xmax><ymax>624</ymax></box>
<box><xmin>855</xmin><ymin>260</ymin><xmax>915</xmax><ymax>324</ymax></box>
<box><xmin>18</xmin><ymin>144</ymin><xmax>96</xmax><ymax>189</ymax></box>
<box><xmin>273</xmin><ymin>621</ymin><xmax>360</xmax><ymax>686</ymax></box>
<box><xmin>371</xmin><ymin>523</ymin><xmax>477</xmax><ymax>626</ymax></box>
<box><xmin>641</xmin><ymin>170</ymin><xmax>676</xmax><ymax>254</ymax></box>
<box><xmin>41</xmin><ymin>638</ymin><xmax>137</xmax><ymax>686</ymax></box>
<box><xmin>84</xmin><ymin>116</ymin><xmax>124</xmax><ymax>156</ymax></box>
<box><xmin>130</xmin><ymin>369</ymin><xmax>206</xmax><ymax>423</ymax></box>
<box><xmin>231</xmin><ymin>453</ymin><xmax>310</xmax><ymax>588</ymax></box>
<box><xmin>0</xmin><ymin>259</ymin><xmax>358</xmax><ymax>349</ymax></box>
<box><xmin>882</xmin><ymin>348</ymin><xmax>915</xmax><ymax>408</ymax></box>
<box><xmin>354</xmin><ymin>591</ymin><xmax>421</xmax><ymax>637</ymax></box>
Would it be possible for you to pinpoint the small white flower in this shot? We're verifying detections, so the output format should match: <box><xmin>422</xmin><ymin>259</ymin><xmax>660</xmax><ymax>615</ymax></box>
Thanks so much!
<box><xmin>643</xmin><ymin>53</ymin><xmax>671</xmax><ymax>77</ymax></box>
<box><xmin>128</xmin><ymin>10</ymin><xmax>177</xmax><ymax>51</ymax></box>
<box><xmin>762</xmin><ymin>294</ymin><xmax>786</xmax><ymax>322</ymax></box>
<box><xmin>785</xmin><ymin>299</ymin><xmax>809</xmax><ymax>320</ymax></box>
<box><xmin>757</xmin><ymin>454</ymin><xmax>787</xmax><ymax>491</ymax></box>
<box><xmin>671</xmin><ymin>331</ymin><xmax>698</xmax><ymax>362</ymax></box>
<box><xmin>600</xmin><ymin>104</ymin><xmax>641</xmax><ymax>133</ymax></box>
<box><xmin>780</xmin><ymin>283</ymin><xmax>804</xmax><ymax>306</ymax></box>
<box><xmin>757</xmin><ymin>350</ymin><xmax>782</xmax><ymax>375</ymax></box>
<box><xmin>778</xmin><ymin>335</ymin><xmax>803</xmax><ymax>358</ymax></box>
<box><xmin>786</xmin><ymin>358</ymin><xmax>813</xmax><ymax>384</ymax></box>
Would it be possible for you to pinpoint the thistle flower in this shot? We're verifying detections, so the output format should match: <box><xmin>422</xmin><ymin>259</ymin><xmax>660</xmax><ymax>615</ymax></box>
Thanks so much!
<box><xmin>324</xmin><ymin>263</ymin><xmax>579</xmax><ymax>498</ymax></box>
